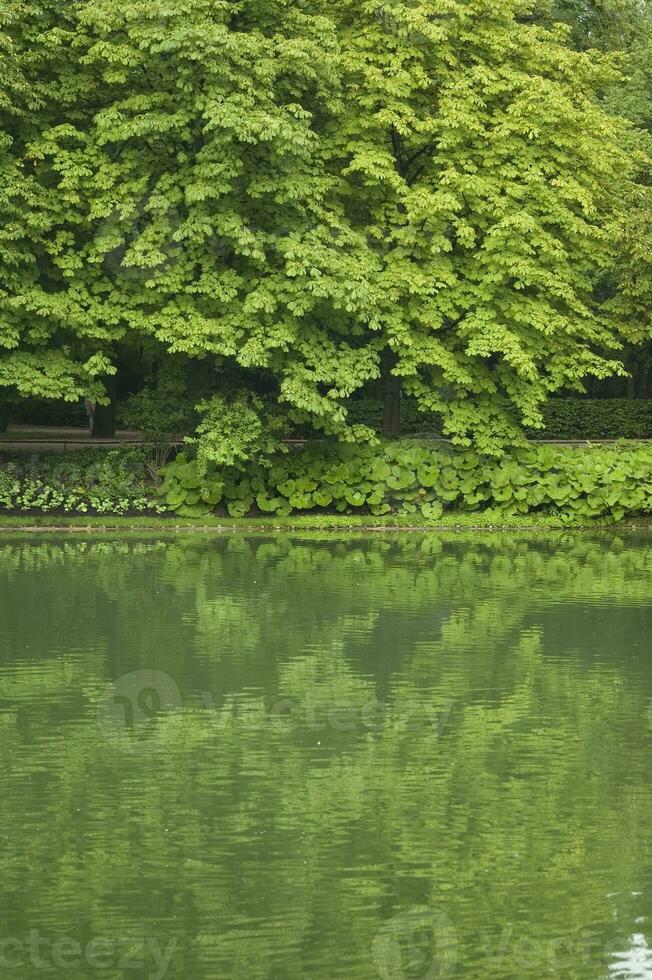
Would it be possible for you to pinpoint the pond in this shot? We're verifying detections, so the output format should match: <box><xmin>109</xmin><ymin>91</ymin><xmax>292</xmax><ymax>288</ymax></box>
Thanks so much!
<box><xmin>0</xmin><ymin>531</ymin><xmax>651</xmax><ymax>979</ymax></box>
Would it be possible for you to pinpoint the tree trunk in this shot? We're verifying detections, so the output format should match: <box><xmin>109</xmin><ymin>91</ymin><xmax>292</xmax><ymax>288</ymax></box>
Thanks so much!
<box><xmin>381</xmin><ymin>351</ymin><xmax>402</xmax><ymax>437</ymax></box>
<box><xmin>92</xmin><ymin>374</ymin><xmax>117</xmax><ymax>438</ymax></box>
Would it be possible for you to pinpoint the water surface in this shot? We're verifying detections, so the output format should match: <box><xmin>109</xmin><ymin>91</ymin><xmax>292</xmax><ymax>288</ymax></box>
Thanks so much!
<box><xmin>0</xmin><ymin>531</ymin><xmax>651</xmax><ymax>978</ymax></box>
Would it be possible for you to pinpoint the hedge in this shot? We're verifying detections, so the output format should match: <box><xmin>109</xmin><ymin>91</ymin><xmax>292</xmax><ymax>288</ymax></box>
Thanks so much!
<box><xmin>343</xmin><ymin>399</ymin><xmax>442</xmax><ymax>435</ymax></box>
<box><xmin>532</xmin><ymin>399</ymin><xmax>652</xmax><ymax>440</ymax></box>
<box><xmin>3</xmin><ymin>396</ymin><xmax>651</xmax><ymax>441</ymax></box>
<box><xmin>157</xmin><ymin>441</ymin><xmax>652</xmax><ymax>523</ymax></box>
<box><xmin>7</xmin><ymin>399</ymin><xmax>87</xmax><ymax>428</ymax></box>
<box><xmin>341</xmin><ymin>398</ymin><xmax>652</xmax><ymax>440</ymax></box>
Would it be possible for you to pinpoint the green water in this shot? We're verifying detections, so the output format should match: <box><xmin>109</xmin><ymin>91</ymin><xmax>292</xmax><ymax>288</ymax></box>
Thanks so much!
<box><xmin>0</xmin><ymin>532</ymin><xmax>651</xmax><ymax>979</ymax></box>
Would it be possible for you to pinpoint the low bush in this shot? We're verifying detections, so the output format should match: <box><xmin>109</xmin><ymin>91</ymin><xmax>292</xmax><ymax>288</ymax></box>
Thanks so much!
<box><xmin>0</xmin><ymin>447</ymin><xmax>160</xmax><ymax>515</ymax></box>
<box><xmin>3</xmin><ymin>440</ymin><xmax>651</xmax><ymax>522</ymax></box>
<box><xmin>157</xmin><ymin>440</ymin><xmax>652</xmax><ymax>523</ymax></box>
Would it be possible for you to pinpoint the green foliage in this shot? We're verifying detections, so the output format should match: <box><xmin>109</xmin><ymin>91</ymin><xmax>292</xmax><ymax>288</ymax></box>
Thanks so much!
<box><xmin>0</xmin><ymin>0</ymin><xmax>641</xmax><ymax>451</ymax></box>
<box><xmin>535</xmin><ymin>397</ymin><xmax>652</xmax><ymax>438</ymax></box>
<box><xmin>186</xmin><ymin>392</ymin><xmax>287</xmax><ymax>475</ymax></box>
<box><xmin>117</xmin><ymin>360</ymin><xmax>198</xmax><ymax>470</ymax></box>
<box><xmin>338</xmin><ymin>396</ymin><xmax>652</xmax><ymax>439</ymax></box>
<box><xmin>330</xmin><ymin>0</ymin><xmax>633</xmax><ymax>448</ymax></box>
<box><xmin>604</xmin><ymin>44</ymin><xmax>652</xmax><ymax>349</ymax></box>
<box><xmin>118</xmin><ymin>368</ymin><xmax>196</xmax><ymax>444</ymax></box>
<box><xmin>541</xmin><ymin>0</ymin><xmax>650</xmax><ymax>50</ymax></box>
<box><xmin>8</xmin><ymin>398</ymin><xmax>87</xmax><ymax>428</ymax></box>
<box><xmin>157</xmin><ymin>440</ymin><xmax>652</xmax><ymax>522</ymax></box>
<box><xmin>343</xmin><ymin>399</ymin><xmax>442</xmax><ymax>435</ymax></box>
<box><xmin>0</xmin><ymin>446</ymin><xmax>160</xmax><ymax>514</ymax></box>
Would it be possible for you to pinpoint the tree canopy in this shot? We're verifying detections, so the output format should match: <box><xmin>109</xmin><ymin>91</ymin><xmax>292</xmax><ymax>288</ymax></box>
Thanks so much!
<box><xmin>0</xmin><ymin>0</ymin><xmax>650</xmax><ymax>449</ymax></box>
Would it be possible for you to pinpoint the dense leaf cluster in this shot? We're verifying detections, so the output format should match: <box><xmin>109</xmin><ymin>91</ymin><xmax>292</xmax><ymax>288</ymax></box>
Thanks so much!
<box><xmin>158</xmin><ymin>441</ymin><xmax>652</xmax><ymax>521</ymax></box>
<box><xmin>0</xmin><ymin>0</ymin><xmax>648</xmax><ymax>452</ymax></box>
<box><xmin>533</xmin><ymin>397</ymin><xmax>652</xmax><ymax>439</ymax></box>
<box><xmin>2</xmin><ymin>437</ymin><xmax>651</xmax><ymax>520</ymax></box>
<box><xmin>0</xmin><ymin>447</ymin><xmax>156</xmax><ymax>514</ymax></box>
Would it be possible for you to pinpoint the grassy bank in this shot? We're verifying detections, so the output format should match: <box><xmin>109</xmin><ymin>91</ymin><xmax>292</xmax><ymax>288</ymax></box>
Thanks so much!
<box><xmin>0</xmin><ymin>512</ymin><xmax>646</xmax><ymax>532</ymax></box>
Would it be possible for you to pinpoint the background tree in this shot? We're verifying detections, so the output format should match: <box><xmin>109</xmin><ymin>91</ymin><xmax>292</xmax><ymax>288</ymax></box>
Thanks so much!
<box><xmin>582</xmin><ymin>1</ymin><xmax>652</xmax><ymax>391</ymax></box>
<box><xmin>542</xmin><ymin>0</ymin><xmax>650</xmax><ymax>49</ymax></box>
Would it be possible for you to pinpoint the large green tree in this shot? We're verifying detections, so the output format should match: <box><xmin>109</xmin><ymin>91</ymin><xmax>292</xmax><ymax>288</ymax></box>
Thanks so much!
<box><xmin>330</xmin><ymin>0</ymin><xmax>633</xmax><ymax>445</ymax></box>
<box><xmin>0</xmin><ymin>1</ymin><xmax>115</xmax><ymax>427</ymax></box>
<box><xmin>0</xmin><ymin>0</ymin><xmax>640</xmax><ymax>449</ymax></box>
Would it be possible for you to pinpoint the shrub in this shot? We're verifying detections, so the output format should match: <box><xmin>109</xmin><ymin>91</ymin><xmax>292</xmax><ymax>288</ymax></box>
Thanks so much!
<box><xmin>157</xmin><ymin>440</ymin><xmax>652</xmax><ymax>522</ymax></box>
<box><xmin>0</xmin><ymin>447</ymin><xmax>161</xmax><ymax>515</ymax></box>
<box><xmin>3</xmin><ymin>439</ymin><xmax>652</xmax><ymax>522</ymax></box>
<box><xmin>342</xmin><ymin>399</ymin><xmax>442</xmax><ymax>435</ymax></box>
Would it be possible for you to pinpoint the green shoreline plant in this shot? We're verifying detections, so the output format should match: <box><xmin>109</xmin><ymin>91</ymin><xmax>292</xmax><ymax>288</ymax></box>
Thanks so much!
<box><xmin>157</xmin><ymin>441</ymin><xmax>652</xmax><ymax>523</ymax></box>
<box><xmin>0</xmin><ymin>448</ymin><xmax>161</xmax><ymax>516</ymax></box>
<box><xmin>1</xmin><ymin>441</ymin><xmax>651</xmax><ymax>522</ymax></box>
